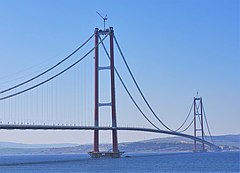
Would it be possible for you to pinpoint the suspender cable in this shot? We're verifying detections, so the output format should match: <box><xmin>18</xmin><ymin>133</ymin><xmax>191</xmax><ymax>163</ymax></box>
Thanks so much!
<box><xmin>0</xmin><ymin>33</ymin><xmax>109</xmax><ymax>101</ymax></box>
<box><xmin>0</xmin><ymin>34</ymin><xmax>94</xmax><ymax>95</ymax></box>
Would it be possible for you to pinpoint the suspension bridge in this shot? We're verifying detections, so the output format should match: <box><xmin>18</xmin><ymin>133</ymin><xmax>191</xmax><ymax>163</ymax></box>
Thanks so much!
<box><xmin>0</xmin><ymin>27</ymin><xmax>221</xmax><ymax>158</ymax></box>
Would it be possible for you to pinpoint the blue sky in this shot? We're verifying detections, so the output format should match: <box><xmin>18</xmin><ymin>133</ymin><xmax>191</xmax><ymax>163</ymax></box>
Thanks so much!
<box><xmin>0</xmin><ymin>0</ymin><xmax>239</xmax><ymax>144</ymax></box>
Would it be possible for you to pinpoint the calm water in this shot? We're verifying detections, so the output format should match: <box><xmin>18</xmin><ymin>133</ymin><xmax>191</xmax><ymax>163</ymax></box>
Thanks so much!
<box><xmin>0</xmin><ymin>152</ymin><xmax>239</xmax><ymax>173</ymax></box>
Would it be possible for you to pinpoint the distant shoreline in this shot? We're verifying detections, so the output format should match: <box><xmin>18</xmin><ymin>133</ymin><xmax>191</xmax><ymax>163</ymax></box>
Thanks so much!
<box><xmin>0</xmin><ymin>134</ymin><xmax>239</xmax><ymax>155</ymax></box>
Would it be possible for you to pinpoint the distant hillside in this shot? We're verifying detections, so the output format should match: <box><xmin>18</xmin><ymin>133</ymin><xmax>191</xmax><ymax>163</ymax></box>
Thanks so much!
<box><xmin>117</xmin><ymin>134</ymin><xmax>240</xmax><ymax>152</ymax></box>
<box><xmin>206</xmin><ymin>135</ymin><xmax>240</xmax><ymax>147</ymax></box>
<box><xmin>0</xmin><ymin>134</ymin><xmax>239</xmax><ymax>155</ymax></box>
<box><xmin>141</xmin><ymin>134</ymin><xmax>240</xmax><ymax>148</ymax></box>
<box><xmin>0</xmin><ymin>142</ymin><xmax>79</xmax><ymax>149</ymax></box>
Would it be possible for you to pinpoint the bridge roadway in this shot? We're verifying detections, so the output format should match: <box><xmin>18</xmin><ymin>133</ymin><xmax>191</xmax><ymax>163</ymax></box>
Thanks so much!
<box><xmin>0</xmin><ymin>124</ymin><xmax>221</xmax><ymax>151</ymax></box>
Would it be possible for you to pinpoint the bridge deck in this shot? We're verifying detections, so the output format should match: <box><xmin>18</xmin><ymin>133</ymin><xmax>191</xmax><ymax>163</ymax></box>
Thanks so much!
<box><xmin>0</xmin><ymin>124</ymin><xmax>221</xmax><ymax>151</ymax></box>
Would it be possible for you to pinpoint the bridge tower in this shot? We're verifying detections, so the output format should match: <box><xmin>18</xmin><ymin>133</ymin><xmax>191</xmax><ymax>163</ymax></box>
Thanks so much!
<box><xmin>89</xmin><ymin>27</ymin><xmax>121</xmax><ymax>158</ymax></box>
<box><xmin>193</xmin><ymin>96</ymin><xmax>206</xmax><ymax>152</ymax></box>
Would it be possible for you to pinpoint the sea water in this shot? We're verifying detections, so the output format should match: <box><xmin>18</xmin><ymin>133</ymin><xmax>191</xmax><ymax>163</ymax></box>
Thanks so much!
<box><xmin>0</xmin><ymin>152</ymin><xmax>239</xmax><ymax>173</ymax></box>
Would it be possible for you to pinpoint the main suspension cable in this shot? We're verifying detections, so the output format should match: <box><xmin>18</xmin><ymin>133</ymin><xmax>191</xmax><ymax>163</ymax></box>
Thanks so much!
<box><xmin>202</xmin><ymin>103</ymin><xmax>214</xmax><ymax>144</ymax></box>
<box><xmin>0</xmin><ymin>33</ymin><xmax>109</xmax><ymax>101</ymax></box>
<box><xmin>114</xmin><ymin>35</ymin><xmax>176</xmax><ymax>131</ymax></box>
<box><xmin>177</xmin><ymin>101</ymin><xmax>200</xmax><ymax>133</ymax></box>
<box><xmin>178</xmin><ymin>118</ymin><xmax>194</xmax><ymax>133</ymax></box>
<box><xmin>99</xmin><ymin>36</ymin><xmax>160</xmax><ymax>130</ymax></box>
<box><xmin>0</xmin><ymin>34</ymin><xmax>94</xmax><ymax>95</ymax></box>
<box><xmin>174</xmin><ymin>101</ymin><xmax>194</xmax><ymax>132</ymax></box>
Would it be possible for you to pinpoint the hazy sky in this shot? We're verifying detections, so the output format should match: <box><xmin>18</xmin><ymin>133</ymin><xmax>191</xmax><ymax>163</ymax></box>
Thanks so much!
<box><xmin>0</xmin><ymin>0</ymin><xmax>239</xmax><ymax>145</ymax></box>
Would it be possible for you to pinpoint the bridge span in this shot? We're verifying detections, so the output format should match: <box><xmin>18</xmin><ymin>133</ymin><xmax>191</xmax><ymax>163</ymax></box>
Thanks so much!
<box><xmin>0</xmin><ymin>27</ymin><xmax>220</xmax><ymax>157</ymax></box>
<box><xmin>0</xmin><ymin>124</ymin><xmax>221</xmax><ymax>151</ymax></box>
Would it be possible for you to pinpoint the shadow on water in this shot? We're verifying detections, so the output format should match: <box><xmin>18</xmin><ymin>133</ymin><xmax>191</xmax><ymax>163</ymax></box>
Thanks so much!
<box><xmin>0</xmin><ymin>152</ymin><xmax>190</xmax><ymax>166</ymax></box>
<box><xmin>0</xmin><ymin>154</ymin><xmax>91</xmax><ymax>166</ymax></box>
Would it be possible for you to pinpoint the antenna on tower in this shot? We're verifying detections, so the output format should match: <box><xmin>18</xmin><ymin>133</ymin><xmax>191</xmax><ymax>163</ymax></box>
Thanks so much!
<box><xmin>96</xmin><ymin>11</ymin><xmax>107</xmax><ymax>31</ymax></box>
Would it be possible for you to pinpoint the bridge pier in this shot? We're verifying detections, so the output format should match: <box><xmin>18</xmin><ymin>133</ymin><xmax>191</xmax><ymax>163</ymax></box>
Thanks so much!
<box><xmin>93</xmin><ymin>28</ymin><xmax>100</xmax><ymax>154</ymax></box>
<box><xmin>193</xmin><ymin>96</ymin><xmax>206</xmax><ymax>152</ymax></box>
<box><xmin>88</xmin><ymin>151</ymin><xmax>123</xmax><ymax>158</ymax></box>
<box><xmin>110</xmin><ymin>27</ymin><xmax>119</xmax><ymax>154</ymax></box>
<box><xmin>89</xmin><ymin>27</ymin><xmax>121</xmax><ymax>158</ymax></box>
